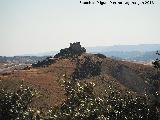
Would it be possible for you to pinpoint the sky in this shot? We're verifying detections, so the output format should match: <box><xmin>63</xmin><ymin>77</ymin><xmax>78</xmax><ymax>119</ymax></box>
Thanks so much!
<box><xmin>0</xmin><ymin>0</ymin><xmax>160</xmax><ymax>56</ymax></box>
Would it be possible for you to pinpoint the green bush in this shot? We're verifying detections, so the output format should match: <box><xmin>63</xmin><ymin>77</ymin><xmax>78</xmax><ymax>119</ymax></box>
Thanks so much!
<box><xmin>48</xmin><ymin>80</ymin><xmax>158</xmax><ymax>120</ymax></box>
<box><xmin>0</xmin><ymin>80</ymin><xmax>159</xmax><ymax>120</ymax></box>
<box><xmin>0</xmin><ymin>75</ymin><xmax>159</xmax><ymax>119</ymax></box>
<box><xmin>0</xmin><ymin>85</ymin><xmax>37</xmax><ymax>120</ymax></box>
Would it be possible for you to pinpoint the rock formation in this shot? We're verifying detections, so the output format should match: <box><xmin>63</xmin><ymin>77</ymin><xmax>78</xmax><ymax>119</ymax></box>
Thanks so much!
<box><xmin>71</xmin><ymin>54</ymin><xmax>102</xmax><ymax>80</ymax></box>
<box><xmin>54</xmin><ymin>42</ymin><xmax>86</xmax><ymax>58</ymax></box>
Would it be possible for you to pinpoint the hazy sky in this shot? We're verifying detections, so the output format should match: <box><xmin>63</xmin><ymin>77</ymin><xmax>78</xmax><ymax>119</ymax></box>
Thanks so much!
<box><xmin>0</xmin><ymin>0</ymin><xmax>160</xmax><ymax>56</ymax></box>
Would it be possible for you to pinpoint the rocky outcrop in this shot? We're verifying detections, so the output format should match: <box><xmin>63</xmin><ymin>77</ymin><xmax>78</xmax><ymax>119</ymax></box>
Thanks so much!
<box><xmin>32</xmin><ymin>42</ymin><xmax>86</xmax><ymax>68</ymax></box>
<box><xmin>72</xmin><ymin>54</ymin><xmax>102</xmax><ymax>80</ymax></box>
<box><xmin>54</xmin><ymin>42</ymin><xmax>86</xmax><ymax>58</ymax></box>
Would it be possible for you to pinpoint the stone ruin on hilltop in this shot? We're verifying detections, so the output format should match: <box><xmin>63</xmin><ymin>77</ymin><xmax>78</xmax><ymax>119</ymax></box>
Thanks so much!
<box><xmin>54</xmin><ymin>42</ymin><xmax>86</xmax><ymax>58</ymax></box>
<box><xmin>32</xmin><ymin>42</ymin><xmax>86</xmax><ymax>68</ymax></box>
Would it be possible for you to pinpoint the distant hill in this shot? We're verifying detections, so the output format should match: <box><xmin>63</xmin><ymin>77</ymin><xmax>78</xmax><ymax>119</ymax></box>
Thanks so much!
<box><xmin>102</xmin><ymin>51</ymin><xmax>159</xmax><ymax>61</ymax></box>
<box><xmin>87</xmin><ymin>44</ymin><xmax>160</xmax><ymax>61</ymax></box>
<box><xmin>34</xmin><ymin>44</ymin><xmax>160</xmax><ymax>61</ymax></box>
<box><xmin>87</xmin><ymin>44</ymin><xmax>160</xmax><ymax>52</ymax></box>
<box><xmin>1</xmin><ymin>44</ymin><xmax>159</xmax><ymax>63</ymax></box>
<box><xmin>15</xmin><ymin>44</ymin><xmax>160</xmax><ymax>57</ymax></box>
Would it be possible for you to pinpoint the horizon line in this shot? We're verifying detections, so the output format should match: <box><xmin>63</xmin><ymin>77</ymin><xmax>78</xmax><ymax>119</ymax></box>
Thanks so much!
<box><xmin>1</xmin><ymin>43</ymin><xmax>160</xmax><ymax>57</ymax></box>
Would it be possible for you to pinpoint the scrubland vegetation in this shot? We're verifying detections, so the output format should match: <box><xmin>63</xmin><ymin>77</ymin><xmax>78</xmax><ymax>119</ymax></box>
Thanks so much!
<box><xmin>0</xmin><ymin>77</ymin><xmax>159</xmax><ymax>120</ymax></box>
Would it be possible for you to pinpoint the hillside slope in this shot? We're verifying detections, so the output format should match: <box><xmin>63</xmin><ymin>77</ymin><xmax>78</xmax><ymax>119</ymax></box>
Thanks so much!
<box><xmin>0</xmin><ymin>43</ymin><xmax>158</xmax><ymax>111</ymax></box>
<box><xmin>0</xmin><ymin>54</ymin><xmax>157</xmax><ymax>110</ymax></box>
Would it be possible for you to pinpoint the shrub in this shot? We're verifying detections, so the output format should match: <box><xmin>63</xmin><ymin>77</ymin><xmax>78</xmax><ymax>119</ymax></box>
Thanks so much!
<box><xmin>48</xmin><ymin>79</ymin><xmax>158</xmax><ymax>120</ymax></box>
<box><xmin>0</xmin><ymin>85</ymin><xmax>37</xmax><ymax>120</ymax></box>
<box><xmin>72</xmin><ymin>56</ymin><xmax>102</xmax><ymax>80</ymax></box>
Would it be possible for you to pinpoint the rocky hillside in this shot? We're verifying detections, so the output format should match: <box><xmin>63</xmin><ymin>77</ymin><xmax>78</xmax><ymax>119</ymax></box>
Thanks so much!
<box><xmin>71</xmin><ymin>54</ymin><xmax>103</xmax><ymax>80</ymax></box>
<box><xmin>0</xmin><ymin>42</ymin><xmax>159</xmax><ymax>111</ymax></box>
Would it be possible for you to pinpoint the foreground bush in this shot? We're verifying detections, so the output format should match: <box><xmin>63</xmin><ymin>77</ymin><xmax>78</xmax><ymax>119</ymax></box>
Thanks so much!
<box><xmin>0</xmin><ymin>80</ymin><xmax>159</xmax><ymax>120</ymax></box>
<box><xmin>48</xmin><ymin>80</ymin><xmax>158</xmax><ymax>120</ymax></box>
<box><xmin>0</xmin><ymin>85</ymin><xmax>38</xmax><ymax>120</ymax></box>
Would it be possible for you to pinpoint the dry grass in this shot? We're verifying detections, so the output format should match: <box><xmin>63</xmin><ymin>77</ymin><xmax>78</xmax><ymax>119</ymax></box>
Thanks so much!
<box><xmin>0</xmin><ymin>55</ymin><xmax>156</xmax><ymax>111</ymax></box>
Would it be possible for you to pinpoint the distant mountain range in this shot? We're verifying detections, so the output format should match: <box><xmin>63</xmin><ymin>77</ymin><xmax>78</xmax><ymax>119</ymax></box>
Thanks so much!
<box><xmin>36</xmin><ymin>44</ymin><xmax>160</xmax><ymax>61</ymax></box>
<box><xmin>86</xmin><ymin>44</ymin><xmax>160</xmax><ymax>52</ymax></box>
<box><xmin>1</xmin><ymin>44</ymin><xmax>159</xmax><ymax>62</ymax></box>
<box><xmin>86</xmin><ymin>44</ymin><xmax>160</xmax><ymax>61</ymax></box>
